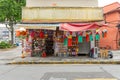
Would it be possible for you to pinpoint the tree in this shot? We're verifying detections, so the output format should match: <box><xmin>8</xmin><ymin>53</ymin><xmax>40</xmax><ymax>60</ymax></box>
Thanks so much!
<box><xmin>0</xmin><ymin>0</ymin><xmax>26</xmax><ymax>44</ymax></box>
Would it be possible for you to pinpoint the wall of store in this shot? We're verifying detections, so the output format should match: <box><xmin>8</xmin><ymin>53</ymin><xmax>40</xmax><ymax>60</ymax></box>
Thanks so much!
<box><xmin>99</xmin><ymin>2</ymin><xmax>120</xmax><ymax>50</ymax></box>
<box><xmin>99</xmin><ymin>27</ymin><xmax>118</xmax><ymax>50</ymax></box>
<box><xmin>26</xmin><ymin>0</ymin><xmax>98</xmax><ymax>7</ymax></box>
<box><xmin>105</xmin><ymin>12</ymin><xmax>120</xmax><ymax>27</ymax></box>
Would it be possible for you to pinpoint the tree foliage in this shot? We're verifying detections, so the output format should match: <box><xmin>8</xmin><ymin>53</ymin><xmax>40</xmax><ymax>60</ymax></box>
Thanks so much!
<box><xmin>0</xmin><ymin>0</ymin><xmax>26</xmax><ymax>44</ymax></box>
<box><xmin>0</xmin><ymin>0</ymin><xmax>26</xmax><ymax>22</ymax></box>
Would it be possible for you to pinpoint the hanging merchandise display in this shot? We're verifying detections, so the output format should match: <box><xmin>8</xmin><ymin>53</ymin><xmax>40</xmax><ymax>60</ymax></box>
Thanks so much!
<box><xmin>102</xmin><ymin>29</ymin><xmax>107</xmax><ymax>38</ymax></box>
<box><xmin>90</xmin><ymin>35</ymin><xmax>93</xmax><ymax>41</ymax></box>
<box><xmin>39</xmin><ymin>30</ymin><xmax>44</xmax><ymax>38</ymax></box>
<box><xmin>68</xmin><ymin>35</ymin><xmax>72</xmax><ymax>46</ymax></box>
<box><xmin>95</xmin><ymin>32</ymin><xmax>100</xmax><ymax>40</ymax></box>
<box><xmin>86</xmin><ymin>34</ymin><xmax>89</xmax><ymax>42</ymax></box>
<box><xmin>54</xmin><ymin>31</ymin><xmax>68</xmax><ymax>57</ymax></box>
<box><xmin>76</xmin><ymin>36</ymin><xmax>78</xmax><ymax>44</ymax></box>
<box><xmin>21</xmin><ymin>28</ymin><xmax>103</xmax><ymax>57</ymax></box>
<box><xmin>64</xmin><ymin>38</ymin><xmax>68</xmax><ymax>46</ymax></box>
<box><xmin>16</xmin><ymin>30</ymin><xmax>20</xmax><ymax>37</ymax></box>
<box><xmin>78</xmin><ymin>31</ymin><xmax>83</xmax><ymax>43</ymax></box>
<box><xmin>89</xmin><ymin>32</ymin><xmax>93</xmax><ymax>41</ymax></box>
<box><xmin>24</xmin><ymin>29</ymin><xmax>54</xmax><ymax>57</ymax></box>
<box><xmin>78</xmin><ymin>35</ymin><xmax>83</xmax><ymax>43</ymax></box>
<box><xmin>30</xmin><ymin>30</ymin><xmax>35</xmax><ymax>38</ymax></box>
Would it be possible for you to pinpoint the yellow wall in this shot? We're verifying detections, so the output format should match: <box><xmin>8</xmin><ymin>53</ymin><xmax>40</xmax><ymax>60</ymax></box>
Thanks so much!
<box><xmin>22</xmin><ymin>7</ymin><xmax>103</xmax><ymax>23</ymax></box>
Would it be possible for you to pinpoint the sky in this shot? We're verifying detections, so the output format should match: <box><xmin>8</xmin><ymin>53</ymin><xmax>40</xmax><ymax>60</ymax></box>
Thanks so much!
<box><xmin>98</xmin><ymin>0</ymin><xmax>120</xmax><ymax>7</ymax></box>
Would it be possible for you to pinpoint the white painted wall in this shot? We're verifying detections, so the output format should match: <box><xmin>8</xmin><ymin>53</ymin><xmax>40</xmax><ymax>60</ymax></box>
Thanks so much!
<box><xmin>26</xmin><ymin>0</ymin><xmax>98</xmax><ymax>7</ymax></box>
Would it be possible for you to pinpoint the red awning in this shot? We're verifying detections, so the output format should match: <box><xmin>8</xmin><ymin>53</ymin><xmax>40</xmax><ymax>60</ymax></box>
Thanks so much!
<box><xmin>60</xmin><ymin>23</ymin><xmax>102</xmax><ymax>31</ymax></box>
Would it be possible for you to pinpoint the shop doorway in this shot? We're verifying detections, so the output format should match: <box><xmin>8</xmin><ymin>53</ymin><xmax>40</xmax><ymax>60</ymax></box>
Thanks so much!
<box><xmin>45</xmin><ymin>31</ymin><xmax>54</xmax><ymax>56</ymax></box>
<box><xmin>78</xmin><ymin>37</ymin><xmax>90</xmax><ymax>56</ymax></box>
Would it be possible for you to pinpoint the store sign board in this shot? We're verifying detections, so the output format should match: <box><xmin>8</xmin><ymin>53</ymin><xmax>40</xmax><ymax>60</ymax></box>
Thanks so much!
<box><xmin>22</xmin><ymin>7</ymin><xmax>104</xmax><ymax>23</ymax></box>
<box><xmin>17</xmin><ymin>23</ymin><xmax>59</xmax><ymax>30</ymax></box>
<box><xmin>18</xmin><ymin>26</ymin><xmax>57</xmax><ymax>30</ymax></box>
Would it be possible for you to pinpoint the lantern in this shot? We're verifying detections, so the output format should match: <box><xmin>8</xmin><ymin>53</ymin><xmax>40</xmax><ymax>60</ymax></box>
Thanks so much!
<box><xmin>19</xmin><ymin>27</ymin><xmax>27</xmax><ymax>36</ymax></box>
<box><xmin>16</xmin><ymin>30</ymin><xmax>20</xmax><ymax>37</ymax></box>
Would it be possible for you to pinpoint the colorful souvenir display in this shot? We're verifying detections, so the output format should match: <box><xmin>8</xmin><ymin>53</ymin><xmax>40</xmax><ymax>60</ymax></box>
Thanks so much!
<box><xmin>21</xmin><ymin>28</ymin><xmax>103</xmax><ymax>57</ymax></box>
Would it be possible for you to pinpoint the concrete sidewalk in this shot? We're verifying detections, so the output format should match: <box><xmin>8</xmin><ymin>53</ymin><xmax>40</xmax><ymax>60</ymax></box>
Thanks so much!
<box><xmin>7</xmin><ymin>50</ymin><xmax>120</xmax><ymax>64</ymax></box>
<box><xmin>1</xmin><ymin>46</ymin><xmax>120</xmax><ymax>64</ymax></box>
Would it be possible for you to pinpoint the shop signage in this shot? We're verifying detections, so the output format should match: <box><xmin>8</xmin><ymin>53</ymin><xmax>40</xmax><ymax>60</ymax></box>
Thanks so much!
<box><xmin>22</xmin><ymin>7</ymin><xmax>104</xmax><ymax>23</ymax></box>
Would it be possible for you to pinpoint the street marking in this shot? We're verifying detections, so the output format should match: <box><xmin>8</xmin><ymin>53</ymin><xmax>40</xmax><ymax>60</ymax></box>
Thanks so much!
<box><xmin>75</xmin><ymin>78</ymin><xmax>117</xmax><ymax>80</ymax></box>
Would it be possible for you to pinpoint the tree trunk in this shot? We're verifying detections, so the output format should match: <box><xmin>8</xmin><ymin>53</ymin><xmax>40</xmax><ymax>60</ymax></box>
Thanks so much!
<box><xmin>11</xmin><ymin>27</ymin><xmax>14</xmax><ymax>45</ymax></box>
<box><xmin>9</xmin><ymin>22</ymin><xmax>14</xmax><ymax>45</ymax></box>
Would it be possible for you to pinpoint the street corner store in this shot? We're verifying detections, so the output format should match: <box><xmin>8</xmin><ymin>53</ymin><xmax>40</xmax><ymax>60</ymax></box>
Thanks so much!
<box><xmin>17</xmin><ymin>23</ymin><xmax>105</xmax><ymax>58</ymax></box>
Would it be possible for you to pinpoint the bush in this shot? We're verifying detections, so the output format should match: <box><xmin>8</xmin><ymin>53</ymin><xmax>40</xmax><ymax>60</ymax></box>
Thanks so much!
<box><xmin>0</xmin><ymin>41</ymin><xmax>12</xmax><ymax>49</ymax></box>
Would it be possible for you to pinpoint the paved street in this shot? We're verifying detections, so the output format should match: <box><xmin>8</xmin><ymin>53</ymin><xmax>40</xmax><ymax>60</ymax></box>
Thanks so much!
<box><xmin>0</xmin><ymin>64</ymin><xmax>120</xmax><ymax>80</ymax></box>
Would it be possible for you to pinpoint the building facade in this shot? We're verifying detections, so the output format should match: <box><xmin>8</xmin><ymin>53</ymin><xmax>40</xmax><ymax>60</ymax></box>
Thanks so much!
<box><xmin>0</xmin><ymin>24</ymin><xmax>10</xmax><ymax>42</ymax></box>
<box><xmin>99</xmin><ymin>2</ymin><xmax>120</xmax><ymax>50</ymax></box>
<box><xmin>19</xmin><ymin>0</ymin><xmax>104</xmax><ymax>57</ymax></box>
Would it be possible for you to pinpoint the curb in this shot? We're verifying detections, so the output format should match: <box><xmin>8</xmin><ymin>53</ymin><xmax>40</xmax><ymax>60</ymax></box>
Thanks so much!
<box><xmin>7</xmin><ymin>61</ymin><xmax>120</xmax><ymax>65</ymax></box>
